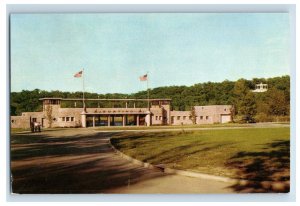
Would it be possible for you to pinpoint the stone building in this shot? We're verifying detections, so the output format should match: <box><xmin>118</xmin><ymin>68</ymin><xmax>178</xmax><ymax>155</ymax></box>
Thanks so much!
<box><xmin>11</xmin><ymin>97</ymin><xmax>232</xmax><ymax>129</ymax></box>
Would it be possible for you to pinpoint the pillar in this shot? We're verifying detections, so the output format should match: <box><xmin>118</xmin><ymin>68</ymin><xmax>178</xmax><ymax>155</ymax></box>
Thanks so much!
<box><xmin>92</xmin><ymin>116</ymin><xmax>95</xmax><ymax>127</ymax></box>
<box><xmin>133</xmin><ymin>102</ymin><xmax>136</xmax><ymax>108</ymax></box>
<box><xmin>108</xmin><ymin>115</ymin><xmax>111</xmax><ymax>127</ymax></box>
<box><xmin>137</xmin><ymin>115</ymin><xmax>140</xmax><ymax>126</ymax></box>
<box><xmin>126</xmin><ymin>102</ymin><xmax>128</xmax><ymax>108</ymax></box>
<box><xmin>122</xmin><ymin>115</ymin><xmax>125</xmax><ymax>127</ymax></box>
<box><xmin>81</xmin><ymin>112</ymin><xmax>87</xmax><ymax>128</ymax></box>
<box><xmin>145</xmin><ymin>111</ymin><xmax>151</xmax><ymax>127</ymax></box>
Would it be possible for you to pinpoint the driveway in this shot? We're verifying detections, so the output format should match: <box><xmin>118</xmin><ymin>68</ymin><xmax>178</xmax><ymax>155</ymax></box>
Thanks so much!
<box><xmin>10</xmin><ymin>128</ymin><xmax>235</xmax><ymax>194</ymax></box>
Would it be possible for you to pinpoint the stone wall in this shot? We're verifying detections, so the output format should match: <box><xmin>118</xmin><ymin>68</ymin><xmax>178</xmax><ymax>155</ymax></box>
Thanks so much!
<box><xmin>11</xmin><ymin>112</ymin><xmax>44</xmax><ymax>129</ymax></box>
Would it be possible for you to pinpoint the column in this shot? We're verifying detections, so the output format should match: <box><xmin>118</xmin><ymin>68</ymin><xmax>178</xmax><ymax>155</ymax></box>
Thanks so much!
<box><xmin>133</xmin><ymin>102</ymin><xmax>136</xmax><ymax>108</ymax></box>
<box><xmin>122</xmin><ymin>115</ymin><xmax>125</xmax><ymax>127</ymax></box>
<box><xmin>81</xmin><ymin>112</ymin><xmax>87</xmax><ymax>128</ymax></box>
<box><xmin>137</xmin><ymin>115</ymin><xmax>140</xmax><ymax>126</ymax></box>
<box><xmin>92</xmin><ymin>115</ymin><xmax>95</xmax><ymax>127</ymax></box>
<box><xmin>108</xmin><ymin>115</ymin><xmax>111</xmax><ymax>127</ymax></box>
<box><xmin>145</xmin><ymin>111</ymin><xmax>151</xmax><ymax>127</ymax></box>
<box><xmin>126</xmin><ymin>102</ymin><xmax>128</xmax><ymax>108</ymax></box>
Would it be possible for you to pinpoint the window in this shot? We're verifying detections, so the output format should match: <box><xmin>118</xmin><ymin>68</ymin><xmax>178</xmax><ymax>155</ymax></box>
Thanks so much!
<box><xmin>66</xmin><ymin>117</ymin><xmax>70</xmax><ymax>122</ymax></box>
<box><xmin>206</xmin><ymin>116</ymin><xmax>209</xmax><ymax>120</ymax></box>
<box><xmin>171</xmin><ymin>116</ymin><xmax>174</xmax><ymax>123</ymax></box>
<box><xmin>62</xmin><ymin>117</ymin><xmax>65</xmax><ymax>121</ymax></box>
<box><xmin>177</xmin><ymin>116</ymin><xmax>180</xmax><ymax>120</ymax></box>
<box><xmin>71</xmin><ymin>117</ymin><xmax>74</xmax><ymax>122</ymax></box>
<box><xmin>156</xmin><ymin>116</ymin><xmax>158</xmax><ymax>120</ymax></box>
<box><xmin>32</xmin><ymin>118</ymin><xmax>37</xmax><ymax>122</ymax></box>
<box><xmin>183</xmin><ymin>116</ymin><xmax>186</xmax><ymax>120</ymax></box>
<box><xmin>200</xmin><ymin>116</ymin><xmax>203</xmax><ymax>120</ymax></box>
<box><xmin>11</xmin><ymin>120</ymin><xmax>15</xmax><ymax>123</ymax></box>
<box><xmin>224</xmin><ymin>108</ymin><xmax>227</xmax><ymax>111</ymax></box>
<box><xmin>159</xmin><ymin>116</ymin><xmax>162</xmax><ymax>120</ymax></box>
<box><xmin>189</xmin><ymin>116</ymin><xmax>192</xmax><ymax>120</ymax></box>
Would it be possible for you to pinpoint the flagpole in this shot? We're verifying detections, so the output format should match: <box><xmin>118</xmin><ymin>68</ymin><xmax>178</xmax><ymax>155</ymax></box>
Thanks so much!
<box><xmin>147</xmin><ymin>71</ymin><xmax>149</xmax><ymax>110</ymax></box>
<box><xmin>82</xmin><ymin>68</ymin><xmax>85</xmax><ymax>110</ymax></box>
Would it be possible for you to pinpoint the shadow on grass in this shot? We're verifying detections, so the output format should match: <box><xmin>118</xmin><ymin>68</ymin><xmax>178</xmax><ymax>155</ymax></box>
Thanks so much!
<box><xmin>10</xmin><ymin>131</ymin><xmax>166</xmax><ymax>194</ymax></box>
<box><xmin>226</xmin><ymin>140</ymin><xmax>290</xmax><ymax>193</ymax></box>
<box><xmin>111</xmin><ymin>131</ymin><xmax>236</xmax><ymax>170</ymax></box>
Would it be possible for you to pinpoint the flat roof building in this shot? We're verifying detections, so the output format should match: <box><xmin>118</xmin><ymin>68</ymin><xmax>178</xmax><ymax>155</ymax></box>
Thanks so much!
<box><xmin>11</xmin><ymin>97</ymin><xmax>232</xmax><ymax>129</ymax></box>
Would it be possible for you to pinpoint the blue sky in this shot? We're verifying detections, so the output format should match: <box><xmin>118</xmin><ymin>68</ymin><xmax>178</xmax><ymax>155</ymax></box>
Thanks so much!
<box><xmin>10</xmin><ymin>13</ymin><xmax>290</xmax><ymax>94</ymax></box>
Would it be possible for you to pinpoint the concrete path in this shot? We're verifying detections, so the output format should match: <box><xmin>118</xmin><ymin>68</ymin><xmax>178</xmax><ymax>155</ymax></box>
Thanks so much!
<box><xmin>10</xmin><ymin>129</ymin><xmax>235</xmax><ymax>194</ymax></box>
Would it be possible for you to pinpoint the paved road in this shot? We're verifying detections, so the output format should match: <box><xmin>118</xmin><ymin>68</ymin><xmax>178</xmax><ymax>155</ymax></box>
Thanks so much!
<box><xmin>11</xmin><ymin>128</ymin><xmax>235</xmax><ymax>194</ymax></box>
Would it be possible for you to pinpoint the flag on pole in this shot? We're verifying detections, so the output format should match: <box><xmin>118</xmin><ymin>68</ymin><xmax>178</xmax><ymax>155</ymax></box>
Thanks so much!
<box><xmin>139</xmin><ymin>74</ymin><xmax>148</xmax><ymax>81</ymax></box>
<box><xmin>74</xmin><ymin>70</ymin><xmax>83</xmax><ymax>78</ymax></box>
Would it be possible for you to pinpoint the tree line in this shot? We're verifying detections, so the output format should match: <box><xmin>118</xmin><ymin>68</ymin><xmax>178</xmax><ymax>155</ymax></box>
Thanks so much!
<box><xmin>11</xmin><ymin>75</ymin><xmax>290</xmax><ymax>122</ymax></box>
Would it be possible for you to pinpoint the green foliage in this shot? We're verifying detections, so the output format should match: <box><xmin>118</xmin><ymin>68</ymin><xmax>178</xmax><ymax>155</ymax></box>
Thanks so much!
<box><xmin>10</xmin><ymin>76</ymin><xmax>290</xmax><ymax>122</ymax></box>
<box><xmin>239</xmin><ymin>92</ymin><xmax>257</xmax><ymax>122</ymax></box>
<box><xmin>45</xmin><ymin>105</ymin><xmax>53</xmax><ymax>128</ymax></box>
<box><xmin>190</xmin><ymin>106</ymin><xmax>196</xmax><ymax>124</ymax></box>
<box><xmin>233</xmin><ymin>79</ymin><xmax>256</xmax><ymax>122</ymax></box>
<box><xmin>266</xmin><ymin>88</ymin><xmax>289</xmax><ymax>116</ymax></box>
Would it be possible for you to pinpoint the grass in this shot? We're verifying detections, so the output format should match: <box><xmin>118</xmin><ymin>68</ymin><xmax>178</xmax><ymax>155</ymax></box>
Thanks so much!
<box><xmin>10</xmin><ymin>128</ymin><xmax>31</xmax><ymax>134</ymax></box>
<box><xmin>95</xmin><ymin>123</ymin><xmax>260</xmax><ymax>131</ymax></box>
<box><xmin>111</xmin><ymin>127</ymin><xmax>290</xmax><ymax>181</ymax></box>
<box><xmin>10</xmin><ymin>127</ymin><xmax>74</xmax><ymax>134</ymax></box>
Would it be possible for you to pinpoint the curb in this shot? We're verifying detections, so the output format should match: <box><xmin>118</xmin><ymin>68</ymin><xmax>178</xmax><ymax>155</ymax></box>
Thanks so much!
<box><xmin>108</xmin><ymin>138</ymin><xmax>290</xmax><ymax>192</ymax></box>
<box><xmin>108</xmin><ymin>138</ymin><xmax>237</xmax><ymax>183</ymax></box>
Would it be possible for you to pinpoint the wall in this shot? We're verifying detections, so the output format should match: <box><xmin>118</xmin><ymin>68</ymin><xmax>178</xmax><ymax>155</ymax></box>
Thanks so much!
<box><xmin>10</xmin><ymin>103</ymin><xmax>232</xmax><ymax>128</ymax></box>
<box><xmin>170</xmin><ymin>111</ymin><xmax>193</xmax><ymax>125</ymax></box>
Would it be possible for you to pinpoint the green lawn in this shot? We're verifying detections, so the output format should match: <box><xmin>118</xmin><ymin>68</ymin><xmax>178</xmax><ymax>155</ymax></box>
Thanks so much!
<box><xmin>10</xmin><ymin>128</ymin><xmax>31</xmax><ymax>134</ymax></box>
<box><xmin>111</xmin><ymin>127</ymin><xmax>290</xmax><ymax>181</ymax></box>
<box><xmin>95</xmin><ymin>123</ymin><xmax>258</xmax><ymax>131</ymax></box>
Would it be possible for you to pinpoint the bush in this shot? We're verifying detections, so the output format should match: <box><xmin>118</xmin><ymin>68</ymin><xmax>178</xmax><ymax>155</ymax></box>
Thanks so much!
<box><xmin>255</xmin><ymin>113</ymin><xmax>272</xmax><ymax>122</ymax></box>
<box><xmin>272</xmin><ymin>116</ymin><xmax>290</xmax><ymax>122</ymax></box>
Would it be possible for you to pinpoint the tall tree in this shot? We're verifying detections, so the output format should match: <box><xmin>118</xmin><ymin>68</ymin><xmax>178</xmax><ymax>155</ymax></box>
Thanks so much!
<box><xmin>267</xmin><ymin>88</ymin><xmax>289</xmax><ymax>116</ymax></box>
<box><xmin>190</xmin><ymin>106</ymin><xmax>197</xmax><ymax>124</ymax></box>
<box><xmin>238</xmin><ymin>92</ymin><xmax>257</xmax><ymax>122</ymax></box>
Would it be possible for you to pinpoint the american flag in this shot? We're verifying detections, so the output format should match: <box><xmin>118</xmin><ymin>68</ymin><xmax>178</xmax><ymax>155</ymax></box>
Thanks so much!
<box><xmin>74</xmin><ymin>70</ymin><xmax>83</xmax><ymax>78</ymax></box>
<box><xmin>139</xmin><ymin>74</ymin><xmax>147</xmax><ymax>81</ymax></box>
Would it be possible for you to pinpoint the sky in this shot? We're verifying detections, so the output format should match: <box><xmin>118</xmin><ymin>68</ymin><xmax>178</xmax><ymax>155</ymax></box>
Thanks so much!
<box><xmin>10</xmin><ymin>13</ymin><xmax>290</xmax><ymax>94</ymax></box>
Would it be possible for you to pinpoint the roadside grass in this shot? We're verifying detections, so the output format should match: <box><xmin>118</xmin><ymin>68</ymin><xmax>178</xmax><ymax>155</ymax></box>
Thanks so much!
<box><xmin>111</xmin><ymin>127</ymin><xmax>290</xmax><ymax>181</ymax></box>
<box><xmin>95</xmin><ymin>123</ymin><xmax>256</xmax><ymax>131</ymax></box>
<box><xmin>10</xmin><ymin>127</ymin><xmax>75</xmax><ymax>134</ymax></box>
<box><xmin>11</xmin><ymin>128</ymin><xmax>31</xmax><ymax>134</ymax></box>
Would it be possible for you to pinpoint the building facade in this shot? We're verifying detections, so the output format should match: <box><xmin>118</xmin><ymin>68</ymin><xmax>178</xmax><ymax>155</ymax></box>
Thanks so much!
<box><xmin>252</xmin><ymin>83</ymin><xmax>268</xmax><ymax>93</ymax></box>
<box><xmin>11</xmin><ymin>98</ymin><xmax>232</xmax><ymax>129</ymax></box>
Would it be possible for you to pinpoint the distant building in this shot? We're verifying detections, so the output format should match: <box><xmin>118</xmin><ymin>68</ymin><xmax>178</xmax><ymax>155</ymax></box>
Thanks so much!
<box><xmin>252</xmin><ymin>83</ymin><xmax>268</xmax><ymax>93</ymax></box>
<box><xmin>11</xmin><ymin>98</ymin><xmax>232</xmax><ymax>128</ymax></box>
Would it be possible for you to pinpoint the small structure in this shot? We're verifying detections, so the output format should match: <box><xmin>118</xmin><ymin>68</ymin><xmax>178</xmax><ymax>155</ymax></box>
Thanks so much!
<box><xmin>252</xmin><ymin>83</ymin><xmax>268</xmax><ymax>93</ymax></box>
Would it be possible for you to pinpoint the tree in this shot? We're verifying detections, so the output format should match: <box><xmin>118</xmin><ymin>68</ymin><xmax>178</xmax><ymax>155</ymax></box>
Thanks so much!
<box><xmin>267</xmin><ymin>88</ymin><xmax>289</xmax><ymax>116</ymax></box>
<box><xmin>233</xmin><ymin>79</ymin><xmax>257</xmax><ymax>122</ymax></box>
<box><xmin>190</xmin><ymin>106</ymin><xmax>197</xmax><ymax>124</ymax></box>
<box><xmin>45</xmin><ymin>105</ymin><xmax>53</xmax><ymax>128</ymax></box>
<box><xmin>232</xmin><ymin>79</ymin><xmax>249</xmax><ymax>117</ymax></box>
<box><xmin>239</xmin><ymin>92</ymin><xmax>257</xmax><ymax>123</ymax></box>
